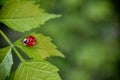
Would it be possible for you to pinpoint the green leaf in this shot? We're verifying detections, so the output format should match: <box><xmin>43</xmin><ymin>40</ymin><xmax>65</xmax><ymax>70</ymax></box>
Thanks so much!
<box><xmin>14</xmin><ymin>33</ymin><xmax>64</xmax><ymax>60</ymax></box>
<box><xmin>0</xmin><ymin>47</ymin><xmax>13</xmax><ymax>80</ymax></box>
<box><xmin>0</xmin><ymin>0</ymin><xmax>61</xmax><ymax>32</ymax></box>
<box><xmin>14</xmin><ymin>60</ymin><xmax>62</xmax><ymax>80</ymax></box>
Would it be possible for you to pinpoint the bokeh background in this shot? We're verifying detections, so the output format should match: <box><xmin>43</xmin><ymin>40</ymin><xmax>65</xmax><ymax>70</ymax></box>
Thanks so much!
<box><xmin>0</xmin><ymin>0</ymin><xmax>120</xmax><ymax>80</ymax></box>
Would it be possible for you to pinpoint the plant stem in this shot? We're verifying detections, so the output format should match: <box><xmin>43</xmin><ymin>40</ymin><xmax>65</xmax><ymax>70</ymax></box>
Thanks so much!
<box><xmin>0</xmin><ymin>30</ymin><xmax>25</xmax><ymax>61</ymax></box>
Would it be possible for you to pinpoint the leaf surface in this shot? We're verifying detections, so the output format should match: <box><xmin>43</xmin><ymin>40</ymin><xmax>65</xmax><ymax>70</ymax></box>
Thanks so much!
<box><xmin>0</xmin><ymin>47</ymin><xmax>13</xmax><ymax>80</ymax></box>
<box><xmin>14</xmin><ymin>33</ymin><xmax>64</xmax><ymax>60</ymax></box>
<box><xmin>14</xmin><ymin>60</ymin><xmax>62</xmax><ymax>80</ymax></box>
<box><xmin>0</xmin><ymin>0</ymin><xmax>61</xmax><ymax>32</ymax></box>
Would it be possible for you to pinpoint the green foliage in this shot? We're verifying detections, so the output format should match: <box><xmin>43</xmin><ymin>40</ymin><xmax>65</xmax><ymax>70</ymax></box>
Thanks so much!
<box><xmin>0</xmin><ymin>0</ymin><xmax>63</xmax><ymax>80</ymax></box>
<box><xmin>0</xmin><ymin>47</ymin><xmax>13</xmax><ymax>80</ymax></box>
<box><xmin>0</xmin><ymin>0</ymin><xmax>119</xmax><ymax>80</ymax></box>
<box><xmin>14</xmin><ymin>60</ymin><xmax>61</xmax><ymax>80</ymax></box>
<box><xmin>0</xmin><ymin>0</ymin><xmax>61</xmax><ymax>32</ymax></box>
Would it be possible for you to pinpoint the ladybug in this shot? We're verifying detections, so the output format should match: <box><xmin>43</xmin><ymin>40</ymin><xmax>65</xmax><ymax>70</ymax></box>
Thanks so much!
<box><xmin>23</xmin><ymin>36</ymin><xmax>36</xmax><ymax>47</ymax></box>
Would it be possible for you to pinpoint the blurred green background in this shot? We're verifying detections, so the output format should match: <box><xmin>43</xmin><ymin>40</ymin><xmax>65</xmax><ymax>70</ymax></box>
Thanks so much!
<box><xmin>34</xmin><ymin>0</ymin><xmax>120</xmax><ymax>80</ymax></box>
<box><xmin>0</xmin><ymin>0</ymin><xmax>120</xmax><ymax>80</ymax></box>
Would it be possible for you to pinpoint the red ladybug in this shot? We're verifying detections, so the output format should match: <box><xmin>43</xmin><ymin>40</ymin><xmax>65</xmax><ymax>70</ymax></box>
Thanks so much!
<box><xmin>23</xmin><ymin>36</ymin><xmax>36</xmax><ymax>47</ymax></box>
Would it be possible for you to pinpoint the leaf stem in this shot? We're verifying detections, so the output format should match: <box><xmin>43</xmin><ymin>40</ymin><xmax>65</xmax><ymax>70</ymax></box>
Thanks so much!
<box><xmin>0</xmin><ymin>30</ymin><xmax>25</xmax><ymax>61</ymax></box>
